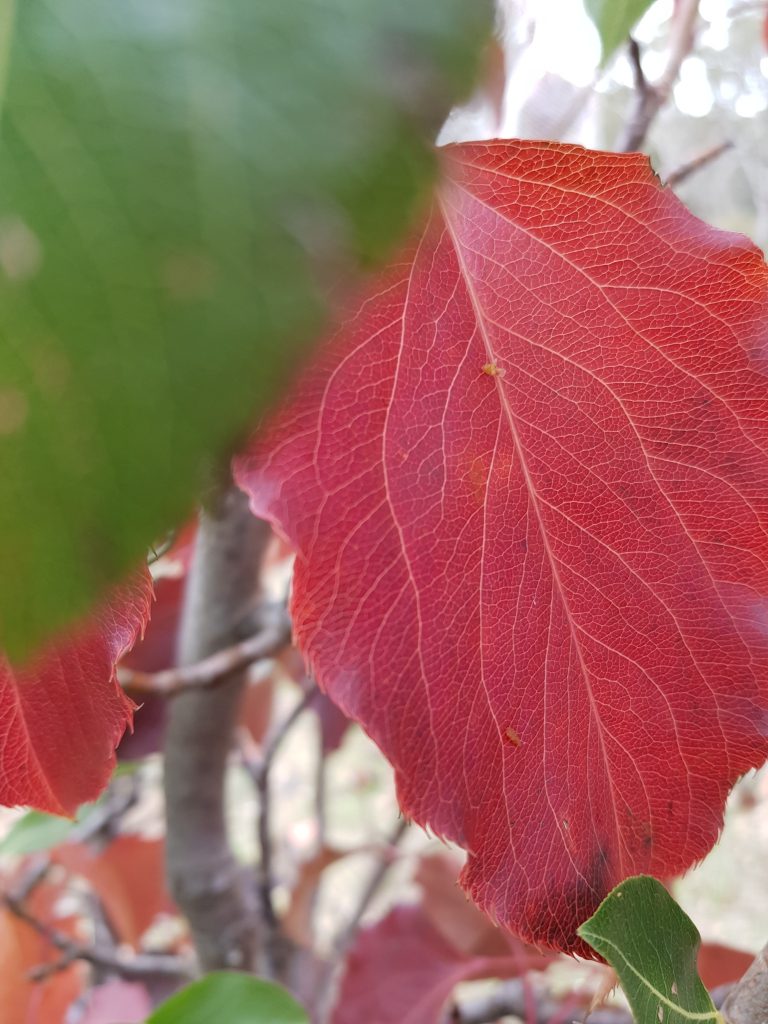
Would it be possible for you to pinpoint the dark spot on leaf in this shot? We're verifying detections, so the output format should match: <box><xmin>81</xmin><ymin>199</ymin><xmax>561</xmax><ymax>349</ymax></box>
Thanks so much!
<box><xmin>525</xmin><ymin>842</ymin><xmax>610</xmax><ymax>953</ymax></box>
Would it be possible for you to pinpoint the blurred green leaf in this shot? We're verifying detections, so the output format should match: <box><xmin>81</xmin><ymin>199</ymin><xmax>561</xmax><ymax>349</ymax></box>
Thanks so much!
<box><xmin>0</xmin><ymin>0</ymin><xmax>490</xmax><ymax>658</ymax></box>
<box><xmin>578</xmin><ymin>876</ymin><xmax>722</xmax><ymax>1024</ymax></box>
<box><xmin>147</xmin><ymin>973</ymin><xmax>307</xmax><ymax>1024</ymax></box>
<box><xmin>585</xmin><ymin>0</ymin><xmax>655</xmax><ymax>63</ymax></box>
<box><xmin>0</xmin><ymin>801</ymin><xmax>96</xmax><ymax>854</ymax></box>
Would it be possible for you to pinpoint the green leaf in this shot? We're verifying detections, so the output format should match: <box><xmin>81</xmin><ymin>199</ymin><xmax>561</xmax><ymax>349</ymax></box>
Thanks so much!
<box><xmin>578</xmin><ymin>876</ymin><xmax>722</xmax><ymax>1024</ymax></box>
<box><xmin>147</xmin><ymin>974</ymin><xmax>308</xmax><ymax>1024</ymax></box>
<box><xmin>0</xmin><ymin>0</ymin><xmax>490</xmax><ymax>658</ymax></box>
<box><xmin>0</xmin><ymin>801</ymin><xmax>95</xmax><ymax>854</ymax></box>
<box><xmin>585</xmin><ymin>0</ymin><xmax>656</xmax><ymax>63</ymax></box>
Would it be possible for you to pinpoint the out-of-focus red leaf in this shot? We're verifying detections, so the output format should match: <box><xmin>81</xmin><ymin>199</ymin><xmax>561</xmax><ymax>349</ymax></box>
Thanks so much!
<box><xmin>0</xmin><ymin>877</ymin><xmax>84</xmax><ymax>1023</ymax></box>
<box><xmin>283</xmin><ymin>845</ymin><xmax>345</xmax><ymax>945</ymax></box>
<box><xmin>117</xmin><ymin>574</ymin><xmax>183</xmax><ymax>760</ymax></box>
<box><xmin>239</xmin><ymin>677</ymin><xmax>276</xmax><ymax>745</ymax></box>
<box><xmin>311</xmin><ymin>691</ymin><xmax>352</xmax><ymax>754</ymax></box>
<box><xmin>331</xmin><ymin>904</ymin><xmax>537</xmax><ymax>1024</ymax></box>
<box><xmin>0</xmin><ymin>572</ymin><xmax>152</xmax><ymax>815</ymax></box>
<box><xmin>697</xmin><ymin>942</ymin><xmax>755</xmax><ymax>989</ymax></box>
<box><xmin>55</xmin><ymin>836</ymin><xmax>173</xmax><ymax>948</ymax></box>
<box><xmin>120</xmin><ymin>577</ymin><xmax>183</xmax><ymax>678</ymax></box>
<box><xmin>416</xmin><ymin>853</ymin><xmax>552</xmax><ymax>965</ymax></box>
<box><xmin>236</xmin><ymin>140</ymin><xmax>768</xmax><ymax>954</ymax></box>
<box><xmin>80</xmin><ymin>980</ymin><xmax>152</xmax><ymax>1024</ymax></box>
<box><xmin>117</xmin><ymin>524</ymin><xmax>195</xmax><ymax>760</ymax></box>
<box><xmin>120</xmin><ymin>521</ymin><xmax>277</xmax><ymax>753</ymax></box>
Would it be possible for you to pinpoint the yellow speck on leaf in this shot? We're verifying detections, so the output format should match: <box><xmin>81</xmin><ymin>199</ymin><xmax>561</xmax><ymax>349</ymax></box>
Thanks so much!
<box><xmin>482</xmin><ymin>362</ymin><xmax>505</xmax><ymax>378</ymax></box>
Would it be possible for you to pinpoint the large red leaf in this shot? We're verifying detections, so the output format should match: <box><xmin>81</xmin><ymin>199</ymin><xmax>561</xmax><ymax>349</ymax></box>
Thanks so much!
<box><xmin>0</xmin><ymin>571</ymin><xmax>152</xmax><ymax>815</ymax></box>
<box><xmin>236</xmin><ymin>140</ymin><xmax>768</xmax><ymax>953</ymax></box>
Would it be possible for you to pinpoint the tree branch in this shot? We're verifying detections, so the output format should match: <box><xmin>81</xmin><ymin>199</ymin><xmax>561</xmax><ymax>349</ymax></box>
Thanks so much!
<box><xmin>119</xmin><ymin>604</ymin><xmax>291</xmax><ymax>695</ymax></box>
<box><xmin>618</xmin><ymin>0</ymin><xmax>701</xmax><ymax>152</ymax></box>
<box><xmin>3</xmin><ymin>880</ymin><xmax>191</xmax><ymax>983</ymax></box>
<box><xmin>239</xmin><ymin>680</ymin><xmax>318</xmax><ymax>979</ymax></box>
<box><xmin>722</xmin><ymin>943</ymin><xmax>768</xmax><ymax>1024</ymax></box>
<box><xmin>664</xmin><ymin>140</ymin><xmax>733</xmax><ymax>187</ymax></box>
<box><xmin>163</xmin><ymin>482</ymin><xmax>271</xmax><ymax>972</ymax></box>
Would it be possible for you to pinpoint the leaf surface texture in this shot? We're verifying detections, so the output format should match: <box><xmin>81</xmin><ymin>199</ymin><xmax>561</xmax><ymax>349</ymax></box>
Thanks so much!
<box><xmin>236</xmin><ymin>141</ymin><xmax>768</xmax><ymax>951</ymax></box>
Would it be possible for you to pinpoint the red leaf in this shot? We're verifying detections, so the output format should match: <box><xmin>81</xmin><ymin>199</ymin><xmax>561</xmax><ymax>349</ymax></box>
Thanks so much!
<box><xmin>236</xmin><ymin>140</ymin><xmax>768</xmax><ymax>953</ymax></box>
<box><xmin>55</xmin><ymin>836</ymin><xmax>173</xmax><ymax>948</ymax></box>
<box><xmin>697</xmin><ymin>942</ymin><xmax>755</xmax><ymax>989</ymax></box>
<box><xmin>117</xmin><ymin>573</ymin><xmax>182</xmax><ymax>760</ymax></box>
<box><xmin>0</xmin><ymin>876</ymin><xmax>84</xmax><ymax>1023</ymax></box>
<box><xmin>0</xmin><ymin>571</ymin><xmax>152</xmax><ymax>815</ymax></box>
<box><xmin>311</xmin><ymin>690</ymin><xmax>352</xmax><ymax>754</ymax></box>
<box><xmin>331</xmin><ymin>905</ymin><xmax>527</xmax><ymax>1024</ymax></box>
<box><xmin>283</xmin><ymin>845</ymin><xmax>345</xmax><ymax>946</ymax></box>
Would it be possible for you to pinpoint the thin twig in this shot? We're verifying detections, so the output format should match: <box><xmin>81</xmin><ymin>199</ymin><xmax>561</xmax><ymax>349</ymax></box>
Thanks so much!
<box><xmin>3</xmin><ymin>892</ymin><xmax>192</xmax><ymax>982</ymax></box>
<box><xmin>71</xmin><ymin>772</ymin><xmax>141</xmax><ymax>848</ymax></box>
<box><xmin>315</xmin><ymin>818</ymin><xmax>409</xmax><ymax>1023</ymax></box>
<box><xmin>10</xmin><ymin>857</ymin><xmax>51</xmax><ymax>902</ymax></box>
<box><xmin>664</xmin><ymin>140</ymin><xmax>733</xmax><ymax>187</ymax></box>
<box><xmin>627</xmin><ymin>37</ymin><xmax>647</xmax><ymax>94</ymax></box>
<box><xmin>306</xmin><ymin>742</ymin><xmax>329</xmax><ymax>945</ymax></box>
<box><xmin>618</xmin><ymin>0</ymin><xmax>701</xmax><ymax>152</ymax></box>
<box><xmin>147</xmin><ymin>529</ymin><xmax>178</xmax><ymax>566</ymax></box>
<box><xmin>3</xmin><ymin>774</ymin><xmax>139</xmax><ymax>912</ymax></box>
<box><xmin>240</xmin><ymin>680</ymin><xmax>318</xmax><ymax>979</ymax></box>
<box><xmin>119</xmin><ymin>603</ymin><xmax>291</xmax><ymax>695</ymax></box>
<box><xmin>333</xmin><ymin>818</ymin><xmax>408</xmax><ymax>960</ymax></box>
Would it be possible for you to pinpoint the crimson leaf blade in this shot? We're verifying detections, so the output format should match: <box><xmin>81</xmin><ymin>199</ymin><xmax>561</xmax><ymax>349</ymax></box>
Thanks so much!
<box><xmin>236</xmin><ymin>140</ymin><xmax>768</xmax><ymax>953</ymax></box>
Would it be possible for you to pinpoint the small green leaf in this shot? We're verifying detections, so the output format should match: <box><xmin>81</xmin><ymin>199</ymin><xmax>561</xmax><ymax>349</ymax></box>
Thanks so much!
<box><xmin>578</xmin><ymin>876</ymin><xmax>722</xmax><ymax>1024</ymax></box>
<box><xmin>0</xmin><ymin>0</ymin><xmax>491</xmax><ymax>658</ymax></box>
<box><xmin>147</xmin><ymin>974</ymin><xmax>308</xmax><ymax>1024</ymax></box>
<box><xmin>585</xmin><ymin>0</ymin><xmax>656</xmax><ymax>63</ymax></box>
<box><xmin>0</xmin><ymin>801</ymin><xmax>95</xmax><ymax>854</ymax></box>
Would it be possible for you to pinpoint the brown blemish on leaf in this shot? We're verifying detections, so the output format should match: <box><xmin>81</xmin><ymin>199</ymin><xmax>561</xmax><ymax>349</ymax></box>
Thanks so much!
<box><xmin>504</xmin><ymin>727</ymin><xmax>521</xmax><ymax>747</ymax></box>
